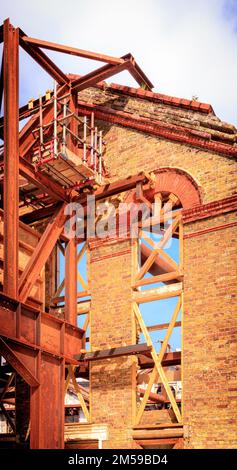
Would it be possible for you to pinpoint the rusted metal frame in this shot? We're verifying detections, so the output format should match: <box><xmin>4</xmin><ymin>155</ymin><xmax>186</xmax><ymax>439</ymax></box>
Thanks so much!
<box><xmin>0</xmin><ymin>326</ymin><xmax>81</xmax><ymax>365</ymax></box>
<box><xmin>19</xmin><ymin>29</ymin><xmax>69</xmax><ymax>86</ymax></box>
<box><xmin>0</xmin><ymin>86</ymin><xmax>68</xmax><ymax>136</ymax></box>
<box><xmin>122</xmin><ymin>53</ymin><xmax>153</xmax><ymax>90</ymax></box>
<box><xmin>57</xmin><ymin>240</ymin><xmax>65</xmax><ymax>257</ymax></box>
<box><xmin>65</xmin><ymin>238</ymin><xmax>78</xmax><ymax>325</ymax></box>
<box><xmin>80</xmin><ymin>173</ymin><xmax>148</xmax><ymax>203</ymax></box>
<box><xmin>3</xmin><ymin>19</ymin><xmax>19</xmax><ymax>299</ymax></box>
<box><xmin>19</xmin><ymin>202</ymin><xmax>68</xmax><ymax>303</ymax></box>
<box><xmin>19</xmin><ymin>157</ymin><xmax>69</xmax><ymax>201</ymax></box>
<box><xmin>20</xmin><ymin>203</ymin><xmax>59</xmax><ymax>224</ymax></box>
<box><xmin>52</xmin><ymin>242</ymin><xmax>88</xmax><ymax>302</ymax></box>
<box><xmin>71</xmin><ymin>60</ymin><xmax>132</xmax><ymax>93</ymax></box>
<box><xmin>51</xmin><ymin>291</ymin><xmax>90</xmax><ymax>305</ymax></box>
<box><xmin>0</xmin><ymin>50</ymin><xmax>3</xmax><ymax>113</ymax></box>
<box><xmin>30</xmin><ymin>354</ymin><xmax>65</xmax><ymax>448</ymax></box>
<box><xmin>0</xmin><ymin>337</ymin><xmax>39</xmax><ymax>387</ymax></box>
<box><xmin>18</xmin><ymin>83</ymin><xmax>68</xmax><ymax>159</ymax></box>
<box><xmin>21</xmin><ymin>36</ymin><xmax>125</xmax><ymax>65</ymax></box>
<box><xmin>0</xmin><ymin>402</ymin><xmax>16</xmax><ymax>433</ymax></box>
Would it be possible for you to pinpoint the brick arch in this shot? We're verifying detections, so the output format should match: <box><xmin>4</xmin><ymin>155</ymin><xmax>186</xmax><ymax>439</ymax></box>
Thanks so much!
<box><xmin>151</xmin><ymin>167</ymin><xmax>202</xmax><ymax>209</ymax></box>
<box><xmin>125</xmin><ymin>168</ymin><xmax>202</xmax><ymax>210</ymax></box>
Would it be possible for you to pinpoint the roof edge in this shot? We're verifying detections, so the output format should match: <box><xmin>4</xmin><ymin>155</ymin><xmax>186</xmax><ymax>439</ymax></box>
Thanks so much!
<box><xmin>68</xmin><ymin>73</ymin><xmax>214</xmax><ymax>115</ymax></box>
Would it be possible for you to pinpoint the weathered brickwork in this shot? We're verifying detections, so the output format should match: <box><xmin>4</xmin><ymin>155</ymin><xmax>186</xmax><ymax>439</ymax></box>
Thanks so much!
<box><xmin>89</xmin><ymin>238</ymin><xmax>138</xmax><ymax>448</ymax></box>
<box><xmin>85</xmin><ymin>84</ymin><xmax>237</xmax><ymax>449</ymax></box>
<box><xmin>99</xmin><ymin>123</ymin><xmax>237</xmax><ymax>203</ymax></box>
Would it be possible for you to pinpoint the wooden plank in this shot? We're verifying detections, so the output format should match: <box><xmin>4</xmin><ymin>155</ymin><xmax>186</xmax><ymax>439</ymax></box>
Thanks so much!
<box><xmin>133</xmin><ymin>303</ymin><xmax>182</xmax><ymax>423</ymax></box>
<box><xmin>68</xmin><ymin>366</ymin><xmax>90</xmax><ymax>422</ymax></box>
<box><xmin>136</xmin><ymin>216</ymin><xmax>181</xmax><ymax>281</ymax></box>
<box><xmin>77</xmin><ymin>300</ymin><xmax>91</xmax><ymax>315</ymax></box>
<box><xmin>158</xmin><ymin>298</ymin><xmax>181</xmax><ymax>362</ymax></box>
<box><xmin>133</xmin><ymin>429</ymin><xmax>183</xmax><ymax>439</ymax></box>
<box><xmin>136</xmin><ymin>438</ymin><xmax>178</xmax><ymax>447</ymax></box>
<box><xmin>133</xmin><ymin>271</ymin><xmax>182</xmax><ymax>288</ymax></box>
<box><xmin>133</xmin><ymin>423</ymin><xmax>183</xmax><ymax>430</ymax></box>
<box><xmin>135</xmin><ymin>367</ymin><xmax>158</xmax><ymax>425</ymax></box>
<box><xmin>133</xmin><ymin>282</ymin><xmax>182</xmax><ymax>303</ymax></box>
<box><xmin>147</xmin><ymin>321</ymin><xmax>181</xmax><ymax>332</ymax></box>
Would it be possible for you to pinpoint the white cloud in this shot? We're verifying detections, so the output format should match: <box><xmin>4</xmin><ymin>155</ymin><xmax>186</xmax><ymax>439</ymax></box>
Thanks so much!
<box><xmin>1</xmin><ymin>0</ymin><xmax>237</xmax><ymax>125</ymax></box>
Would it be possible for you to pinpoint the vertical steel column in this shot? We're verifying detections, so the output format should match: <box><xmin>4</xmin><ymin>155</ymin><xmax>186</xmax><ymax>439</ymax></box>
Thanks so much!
<box><xmin>65</xmin><ymin>91</ymin><xmax>78</xmax><ymax>326</ymax></box>
<box><xmin>65</xmin><ymin>238</ymin><xmax>78</xmax><ymax>325</ymax></box>
<box><xmin>3</xmin><ymin>19</ymin><xmax>19</xmax><ymax>298</ymax></box>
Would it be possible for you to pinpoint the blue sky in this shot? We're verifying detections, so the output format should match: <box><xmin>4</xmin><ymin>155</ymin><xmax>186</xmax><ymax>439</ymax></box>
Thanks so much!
<box><xmin>1</xmin><ymin>0</ymin><xmax>237</xmax><ymax>125</ymax></box>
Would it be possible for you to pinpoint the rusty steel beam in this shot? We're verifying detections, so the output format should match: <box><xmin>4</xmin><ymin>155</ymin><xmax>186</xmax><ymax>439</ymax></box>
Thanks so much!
<box><xmin>138</xmin><ymin>387</ymin><xmax>166</xmax><ymax>404</ymax></box>
<box><xmin>75</xmin><ymin>343</ymin><xmax>152</xmax><ymax>361</ymax></box>
<box><xmin>0</xmin><ymin>51</ymin><xmax>3</xmax><ymax>113</ymax></box>
<box><xmin>71</xmin><ymin>60</ymin><xmax>131</xmax><ymax>93</ymax></box>
<box><xmin>30</xmin><ymin>354</ymin><xmax>64</xmax><ymax>448</ymax></box>
<box><xmin>20</xmin><ymin>203</ymin><xmax>59</xmax><ymax>224</ymax></box>
<box><xmin>0</xmin><ymin>337</ymin><xmax>39</xmax><ymax>387</ymax></box>
<box><xmin>122</xmin><ymin>53</ymin><xmax>153</xmax><ymax>90</ymax></box>
<box><xmin>19</xmin><ymin>157</ymin><xmax>69</xmax><ymax>201</ymax></box>
<box><xmin>65</xmin><ymin>238</ymin><xmax>78</xmax><ymax>325</ymax></box>
<box><xmin>19</xmin><ymin>29</ymin><xmax>69</xmax><ymax>86</ymax></box>
<box><xmin>3</xmin><ymin>19</ymin><xmax>19</xmax><ymax>298</ymax></box>
<box><xmin>19</xmin><ymin>203</ymin><xmax>68</xmax><ymax>303</ymax></box>
<box><xmin>21</xmin><ymin>35</ymin><xmax>125</xmax><ymax>66</ymax></box>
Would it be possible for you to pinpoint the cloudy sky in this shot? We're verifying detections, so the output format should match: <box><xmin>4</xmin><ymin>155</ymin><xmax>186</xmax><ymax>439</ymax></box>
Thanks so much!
<box><xmin>1</xmin><ymin>0</ymin><xmax>237</xmax><ymax>125</ymax></box>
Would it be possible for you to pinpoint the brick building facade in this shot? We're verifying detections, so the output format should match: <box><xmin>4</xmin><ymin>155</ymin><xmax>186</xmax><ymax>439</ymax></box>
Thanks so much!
<box><xmin>76</xmin><ymin>81</ymin><xmax>237</xmax><ymax>448</ymax></box>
